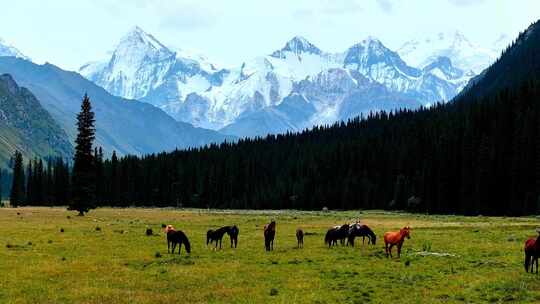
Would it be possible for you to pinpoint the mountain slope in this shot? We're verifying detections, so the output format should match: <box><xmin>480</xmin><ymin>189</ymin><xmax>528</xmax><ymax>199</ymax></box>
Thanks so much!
<box><xmin>457</xmin><ymin>21</ymin><xmax>540</xmax><ymax>100</ymax></box>
<box><xmin>0</xmin><ymin>57</ymin><xmax>233</xmax><ymax>156</ymax></box>
<box><xmin>0</xmin><ymin>74</ymin><xmax>72</xmax><ymax>165</ymax></box>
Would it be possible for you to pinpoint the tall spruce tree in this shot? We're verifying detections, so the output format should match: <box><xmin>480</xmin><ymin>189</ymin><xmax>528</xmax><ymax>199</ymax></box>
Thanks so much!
<box><xmin>10</xmin><ymin>151</ymin><xmax>25</xmax><ymax>207</ymax></box>
<box><xmin>69</xmin><ymin>94</ymin><xmax>96</xmax><ymax>215</ymax></box>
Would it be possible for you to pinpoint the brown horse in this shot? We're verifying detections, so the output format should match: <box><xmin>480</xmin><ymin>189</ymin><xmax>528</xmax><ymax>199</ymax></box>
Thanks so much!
<box><xmin>296</xmin><ymin>228</ymin><xmax>304</xmax><ymax>248</ymax></box>
<box><xmin>264</xmin><ymin>221</ymin><xmax>276</xmax><ymax>251</ymax></box>
<box><xmin>384</xmin><ymin>226</ymin><xmax>411</xmax><ymax>258</ymax></box>
<box><xmin>524</xmin><ymin>229</ymin><xmax>540</xmax><ymax>273</ymax></box>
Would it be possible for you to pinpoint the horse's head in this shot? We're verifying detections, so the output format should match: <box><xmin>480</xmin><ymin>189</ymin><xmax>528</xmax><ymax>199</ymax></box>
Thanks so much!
<box><xmin>401</xmin><ymin>226</ymin><xmax>411</xmax><ymax>239</ymax></box>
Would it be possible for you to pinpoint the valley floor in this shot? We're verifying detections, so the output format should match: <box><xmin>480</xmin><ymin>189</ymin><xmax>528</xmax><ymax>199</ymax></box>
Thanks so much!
<box><xmin>1</xmin><ymin>207</ymin><xmax>540</xmax><ymax>303</ymax></box>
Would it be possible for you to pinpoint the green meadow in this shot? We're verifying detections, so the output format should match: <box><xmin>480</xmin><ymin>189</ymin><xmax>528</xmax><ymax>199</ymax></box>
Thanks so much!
<box><xmin>1</xmin><ymin>207</ymin><xmax>539</xmax><ymax>303</ymax></box>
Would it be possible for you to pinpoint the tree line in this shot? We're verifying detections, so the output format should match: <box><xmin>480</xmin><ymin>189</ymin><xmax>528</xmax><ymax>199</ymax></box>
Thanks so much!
<box><xmin>7</xmin><ymin>78</ymin><xmax>540</xmax><ymax>216</ymax></box>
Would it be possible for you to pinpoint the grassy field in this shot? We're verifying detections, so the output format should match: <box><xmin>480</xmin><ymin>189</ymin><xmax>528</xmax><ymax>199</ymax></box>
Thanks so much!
<box><xmin>1</xmin><ymin>207</ymin><xmax>540</xmax><ymax>303</ymax></box>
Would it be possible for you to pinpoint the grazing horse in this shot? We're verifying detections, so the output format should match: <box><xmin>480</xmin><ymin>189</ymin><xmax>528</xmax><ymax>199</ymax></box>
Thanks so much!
<box><xmin>524</xmin><ymin>230</ymin><xmax>540</xmax><ymax>273</ymax></box>
<box><xmin>164</xmin><ymin>225</ymin><xmax>177</xmax><ymax>250</ymax></box>
<box><xmin>384</xmin><ymin>226</ymin><xmax>411</xmax><ymax>258</ymax></box>
<box><xmin>264</xmin><ymin>221</ymin><xmax>276</xmax><ymax>251</ymax></box>
<box><xmin>207</xmin><ymin>226</ymin><xmax>231</xmax><ymax>249</ymax></box>
<box><xmin>167</xmin><ymin>230</ymin><xmax>191</xmax><ymax>255</ymax></box>
<box><xmin>228</xmin><ymin>225</ymin><xmax>239</xmax><ymax>248</ymax></box>
<box><xmin>347</xmin><ymin>224</ymin><xmax>377</xmax><ymax>247</ymax></box>
<box><xmin>296</xmin><ymin>228</ymin><xmax>304</xmax><ymax>248</ymax></box>
<box><xmin>325</xmin><ymin>224</ymin><xmax>350</xmax><ymax>248</ymax></box>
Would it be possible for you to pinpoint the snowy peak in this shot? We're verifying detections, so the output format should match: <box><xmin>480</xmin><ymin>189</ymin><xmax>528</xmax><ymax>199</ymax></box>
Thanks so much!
<box><xmin>0</xmin><ymin>37</ymin><xmax>30</xmax><ymax>60</ymax></box>
<box><xmin>343</xmin><ymin>37</ymin><xmax>418</xmax><ymax>76</ymax></box>
<box><xmin>113</xmin><ymin>26</ymin><xmax>174</xmax><ymax>61</ymax></box>
<box><xmin>398</xmin><ymin>31</ymin><xmax>501</xmax><ymax>74</ymax></box>
<box><xmin>271</xmin><ymin>36</ymin><xmax>322</xmax><ymax>58</ymax></box>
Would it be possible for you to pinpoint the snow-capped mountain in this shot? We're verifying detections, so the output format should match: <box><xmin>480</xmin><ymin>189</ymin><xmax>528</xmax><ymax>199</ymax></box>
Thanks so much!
<box><xmin>397</xmin><ymin>31</ymin><xmax>504</xmax><ymax>74</ymax></box>
<box><xmin>81</xmin><ymin>27</ymin><xmax>496</xmax><ymax>137</ymax></box>
<box><xmin>0</xmin><ymin>37</ymin><xmax>29</xmax><ymax>60</ymax></box>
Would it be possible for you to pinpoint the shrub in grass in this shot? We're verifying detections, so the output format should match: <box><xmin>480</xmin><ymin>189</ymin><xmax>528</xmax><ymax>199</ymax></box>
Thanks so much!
<box><xmin>6</xmin><ymin>243</ymin><xmax>12</xmax><ymax>248</ymax></box>
<box><xmin>48</xmin><ymin>240</ymin><xmax>52</xmax><ymax>244</ymax></box>
<box><xmin>155</xmin><ymin>251</ymin><xmax>162</xmax><ymax>258</ymax></box>
<box><xmin>60</xmin><ymin>228</ymin><xmax>64</xmax><ymax>233</ymax></box>
<box><xmin>270</xmin><ymin>288</ymin><xmax>279</xmax><ymax>296</ymax></box>
<box><xmin>161</xmin><ymin>223</ymin><xmax>166</xmax><ymax>228</ymax></box>
<box><xmin>95</xmin><ymin>226</ymin><xmax>101</xmax><ymax>232</ymax></box>
<box><xmin>146</xmin><ymin>227</ymin><xmax>153</xmax><ymax>236</ymax></box>
<box><xmin>27</xmin><ymin>241</ymin><xmax>32</xmax><ymax>246</ymax></box>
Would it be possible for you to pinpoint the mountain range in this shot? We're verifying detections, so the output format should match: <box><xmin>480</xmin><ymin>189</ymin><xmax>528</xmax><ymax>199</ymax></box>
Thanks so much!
<box><xmin>0</xmin><ymin>57</ymin><xmax>232</xmax><ymax>158</ymax></box>
<box><xmin>80</xmin><ymin>27</ymin><xmax>507</xmax><ymax>137</ymax></box>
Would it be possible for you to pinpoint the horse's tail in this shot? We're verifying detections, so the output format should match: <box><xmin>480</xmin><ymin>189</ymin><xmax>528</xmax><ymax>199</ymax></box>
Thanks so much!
<box><xmin>206</xmin><ymin>230</ymin><xmax>212</xmax><ymax>245</ymax></box>
<box><xmin>183</xmin><ymin>234</ymin><xmax>191</xmax><ymax>254</ymax></box>
<box><xmin>325</xmin><ymin>230</ymin><xmax>331</xmax><ymax>244</ymax></box>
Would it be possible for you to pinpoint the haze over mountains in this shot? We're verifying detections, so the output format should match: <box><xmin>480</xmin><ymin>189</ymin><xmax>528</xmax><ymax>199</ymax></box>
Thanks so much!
<box><xmin>80</xmin><ymin>27</ymin><xmax>508</xmax><ymax>137</ymax></box>
<box><xmin>0</xmin><ymin>56</ymin><xmax>232</xmax><ymax>160</ymax></box>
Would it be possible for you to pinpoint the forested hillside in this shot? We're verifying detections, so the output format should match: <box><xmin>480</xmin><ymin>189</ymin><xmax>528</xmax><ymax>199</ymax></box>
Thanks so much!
<box><xmin>20</xmin><ymin>21</ymin><xmax>540</xmax><ymax>215</ymax></box>
<box><xmin>0</xmin><ymin>74</ymin><xmax>72</xmax><ymax>166</ymax></box>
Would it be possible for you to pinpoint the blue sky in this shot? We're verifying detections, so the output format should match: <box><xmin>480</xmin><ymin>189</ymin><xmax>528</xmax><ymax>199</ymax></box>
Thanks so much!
<box><xmin>0</xmin><ymin>0</ymin><xmax>538</xmax><ymax>71</ymax></box>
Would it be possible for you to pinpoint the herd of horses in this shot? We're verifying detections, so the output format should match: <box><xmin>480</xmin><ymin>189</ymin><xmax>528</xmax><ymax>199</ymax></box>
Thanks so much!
<box><xmin>163</xmin><ymin>221</ymin><xmax>412</xmax><ymax>258</ymax></box>
<box><xmin>164</xmin><ymin>222</ymin><xmax>540</xmax><ymax>273</ymax></box>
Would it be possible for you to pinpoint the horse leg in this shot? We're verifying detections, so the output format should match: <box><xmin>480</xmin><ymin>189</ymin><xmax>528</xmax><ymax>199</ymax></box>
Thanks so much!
<box><xmin>178</xmin><ymin>244</ymin><xmax>182</xmax><ymax>255</ymax></box>
<box><xmin>167</xmin><ymin>241</ymin><xmax>170</xmax><ymax>253</ymax></box>
<box><xmin>172</xmin><ymin>242</ymin><xmax>177</xmax><ymax>254</ymax></box>
<box><xmin>389</xmin><ymin>244</ymin><xmax>394</xmax><ymax>258</ymax></box>
<box><xmin>397</xmin><ymin>243</ymin><xmax>402</xmax><ymax>258</ymax></box>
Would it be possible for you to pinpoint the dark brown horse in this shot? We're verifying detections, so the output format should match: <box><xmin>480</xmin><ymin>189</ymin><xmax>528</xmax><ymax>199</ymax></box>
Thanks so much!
<box><xmin>325</xmin><ymin>224</ymin><xmax>350</xmax><ymax>248</ymax></box>
<box><xmin>347</xmin><ymin>224</ymin><xmax>377</xmax><ymax>247</ymax></box>
<box><xmin>296</xmin><ymin>228</ymin><xmax>304</xmax><ymax>248</ymax></box>
<box><xmin>167</xmin><ymin>230</ymin><xmax>191</xmax><ymax>255</ymax></box>
<box><xmin>207</xmin><ymin>226</ymin><xmax>230</xmax><ymax>249</ymax></box>
<box><xmin>264</xmin><ymin>221</ymin><xmax>276</xmax><ymax>251</ymax></box>
<box><xmin>524</xmin><ymin>230</ymin><xmax>540</xmax><ymax>273</ymax></box>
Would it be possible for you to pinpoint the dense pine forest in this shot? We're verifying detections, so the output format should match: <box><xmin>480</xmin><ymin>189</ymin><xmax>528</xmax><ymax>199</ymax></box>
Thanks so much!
<box><xmin>4</xmin><ymin>21</ymin><xmax>540</xmax><ymax>216</ymax></box>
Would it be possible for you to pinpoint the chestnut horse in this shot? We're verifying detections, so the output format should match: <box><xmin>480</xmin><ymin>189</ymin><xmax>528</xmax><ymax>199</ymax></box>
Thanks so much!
<box><xmin>384</xmin><ymin>226</ymin><xmax>411</xmax><ymax>258</ymax></box>
<box><xmin>264</xmin><ymin>221</ymin><xmax>276</xmax><ymax>251</ymax></box>
<box><xmin>524</xmin><ymin>230</ymin><xmax>540</xmax><ymax>273</ymax></box>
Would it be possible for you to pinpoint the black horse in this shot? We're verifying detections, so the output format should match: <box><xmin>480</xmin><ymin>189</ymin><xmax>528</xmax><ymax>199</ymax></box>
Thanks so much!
<box><xmin>347</xmin><ymin>224</ymin><xmax>377</xmax><ymax>247</ymax></box>
<box><xmin>167</xmin><ymin>230</ymin><xmax>191</xmax><ymax>255</ymax></box>
<box><xmin>264</xmin><ymin>221</ymin><xmax>276</xmax><ymax>251</ymax></box>
<box><xmin>325</xmin><ymin>224</ymin><xmax>350</xmax><ymax>248</ymax></box>
<box><xmin>228</xmin><ymin>225</ymin><xmax>239</xmax><ymax>248</ymax></box>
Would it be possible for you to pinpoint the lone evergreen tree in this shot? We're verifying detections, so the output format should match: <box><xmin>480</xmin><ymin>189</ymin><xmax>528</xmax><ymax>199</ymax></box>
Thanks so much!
<box><xmin>10</xmin><ymin>151</ymin><xmax>25</xmax><ymax>207</ymax></box>
<box><xmin>69</xmin><ymin>94</ymin><xmax>96</xmax><ymax>215</ymax></box>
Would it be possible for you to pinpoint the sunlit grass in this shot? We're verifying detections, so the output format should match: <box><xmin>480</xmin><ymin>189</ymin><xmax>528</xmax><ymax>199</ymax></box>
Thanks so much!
<box><xmin>1</xmin><ymin>207</ymin><xmax>540</xmax><ymax>303</ymax></box>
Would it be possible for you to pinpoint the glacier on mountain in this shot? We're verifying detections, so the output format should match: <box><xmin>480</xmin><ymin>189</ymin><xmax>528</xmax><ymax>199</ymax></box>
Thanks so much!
<box><xmin>80</xmin><ymin>27</ymin><xmax>505</xmax><ymax>137</ymax></box>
